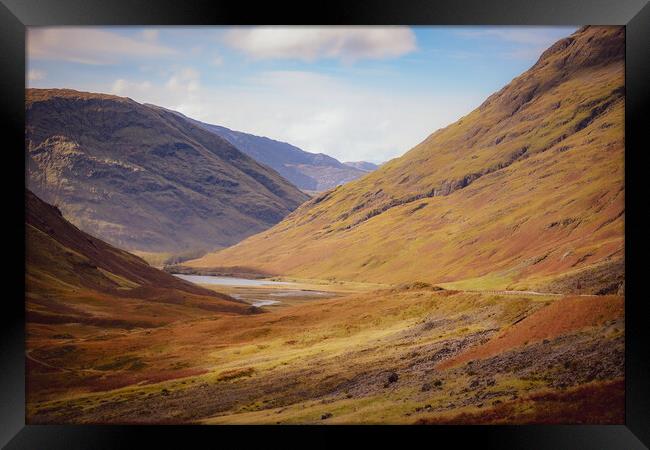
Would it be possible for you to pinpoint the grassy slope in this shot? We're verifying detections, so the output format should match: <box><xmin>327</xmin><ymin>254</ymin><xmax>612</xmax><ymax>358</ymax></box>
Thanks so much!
<box><xmin>26</xmin><ymin>286</ymin><xmax>623</xmax><ymax>424</ymax></box>
<box><xmin>187</xmin><ymin>26</ymin><xmax>624</xmax><ymax>294</ymax></box>
<box><xmin>26</xmin><ymin>189</ymin><xmax>259</xmax><ymax>405</ymax></box>
<box><xmin>27</xmin><ymin>192</ymin><xmax>623</xmax><ymax>423</ymax></box>
<box><xmin>26</xmin><ymin>189</ymin><xmax>252</xmax><ymax>340</ymax></box>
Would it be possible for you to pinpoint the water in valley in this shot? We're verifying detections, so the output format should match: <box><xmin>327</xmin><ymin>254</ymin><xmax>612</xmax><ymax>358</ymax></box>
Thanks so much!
<box><xmin>173</xmin><ymin>274</ymin><xmax>333</xmax><ymax>308</ymax></box>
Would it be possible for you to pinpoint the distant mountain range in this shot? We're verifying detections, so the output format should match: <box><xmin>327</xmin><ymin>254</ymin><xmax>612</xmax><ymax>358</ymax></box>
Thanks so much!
<box><xmin>343</xmin><ymin>161</ymin><xmax>380</xmax><ymax>172</ymax></box>
<box><xmin>186</xmin><ymin>26</ymin><xmax>625</xmax><ymax>295</ymax></box>
<box><xmin>26</xmin><ymin>89</ymin><xmax>309</xmax><ymax>254</ymax></box>
<box><xmin>159</xmin><ymin>109</ymin><xmax>377</xmax><ymax>191</ymax></box>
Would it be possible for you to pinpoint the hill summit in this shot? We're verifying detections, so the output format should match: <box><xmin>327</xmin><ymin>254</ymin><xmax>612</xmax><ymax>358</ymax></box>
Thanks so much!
<box><xmin>26</xmin><ymin>89</ymin><xmax>309</xmax><ymax>254</ymax></box>
<box><xmin>185</xmin><ymin>26</ymin><xmax>624</xmax><ymax>294</ymax></box>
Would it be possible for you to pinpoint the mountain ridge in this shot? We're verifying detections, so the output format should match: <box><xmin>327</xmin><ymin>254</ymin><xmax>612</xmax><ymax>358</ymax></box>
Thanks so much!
<box><xmin>26</xmin><ymin>88</ymin><xmax>309</xmax><ymax>254</ymax></box>
<box><xmin>344</xmin><ymin>161</ymin><xmax>380</xmax><ymax>172</ymax></box>
<box><xmin>185</xmin><ymin>26</ymin><xmax>624</xmax><ymax>294</ymax></box>
<box><xmin>153</xmin><ymin>107</ymin><xmax>374</xmax><ymax>191</ymax></box>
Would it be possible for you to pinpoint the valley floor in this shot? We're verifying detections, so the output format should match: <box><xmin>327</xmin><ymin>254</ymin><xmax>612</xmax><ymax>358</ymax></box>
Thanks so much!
<box><xmin>26</xmin><ymin>280</ymin><xmax>624</xmax><ymax>425</ymax></box>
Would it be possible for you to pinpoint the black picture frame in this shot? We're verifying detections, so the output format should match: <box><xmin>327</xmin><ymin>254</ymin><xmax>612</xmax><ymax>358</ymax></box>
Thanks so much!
<box><xmin>2</xmin><ymin>0</ymin><xmax>648</xmax><ymax>448</ymax></box>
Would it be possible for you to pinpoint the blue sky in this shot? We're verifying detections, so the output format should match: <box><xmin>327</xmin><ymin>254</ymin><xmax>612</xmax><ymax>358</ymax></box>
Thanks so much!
<box><xmin>27</xmin><ymin>26</ymin><xmax>577</xmax><ymax>163</ymax></box>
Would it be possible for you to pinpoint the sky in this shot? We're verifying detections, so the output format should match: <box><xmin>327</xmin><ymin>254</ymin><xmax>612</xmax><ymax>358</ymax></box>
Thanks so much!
<box><xmin>26</xmin><ymin>26</ymin><xmax>577</xmax><ymax>164</ymax></box>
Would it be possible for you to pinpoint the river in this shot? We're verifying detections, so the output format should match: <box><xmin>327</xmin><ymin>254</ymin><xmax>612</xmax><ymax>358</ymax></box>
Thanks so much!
<box><xmin>173</xmin><ymin>274</ymin><xmax>296</xmax><ymax>287</ymax></box>
<box><xmin>173</xmin><ymin>274</ymin><xmax>332</xmax><ymax>308</ymax></box>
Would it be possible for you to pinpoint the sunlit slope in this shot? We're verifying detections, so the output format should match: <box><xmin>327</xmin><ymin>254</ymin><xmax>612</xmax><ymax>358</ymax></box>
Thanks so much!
<box><xmin>187</xmin><ymin>27</ymin><xmax>624</xmax><ymax>293</ymax></box>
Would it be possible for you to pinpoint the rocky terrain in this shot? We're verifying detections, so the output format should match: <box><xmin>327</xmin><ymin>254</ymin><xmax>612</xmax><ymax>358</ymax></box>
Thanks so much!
<box><xmin>26</xmin><ymin>89</ymin><xmax>309</xmax><ymax>254</ymax></box>
<box><xmin>27</xmin><ymin>282</ymin><xmax>623</xmax><ymax>424</ymax></box>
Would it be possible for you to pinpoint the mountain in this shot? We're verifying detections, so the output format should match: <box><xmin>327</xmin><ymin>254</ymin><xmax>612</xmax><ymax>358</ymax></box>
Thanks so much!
<box><xmin>26</xmin><ymin>89</ymin><xmax>309</xmax><ymax>255</ymax></box>
<box><xmin>343</xmin><ymin>161</ymin><xmax>379</xmax><ymax>172</ymax></box>
<box><xmin>26</xmin><ymin>188</ymin><xmax>624</xmax><ymax>425</ymax></box>
<box><xmin>185</xmin><ymin>26</ymin><xmax>624</xmax><ymax>294</ymax></box>
<box><xmin>26</xmin><ymin>189</ymin><xmax>255</xmax><ymax>407</ymax></box>
<box><xmin>167</xmin><ymin>112</ymin><xmax>370</xmax><ymax>191</ymax></box>
<box><xmin>25</xmin><ymin>189</ymin><xmax>252</xmax><ymax>329</ymax></box>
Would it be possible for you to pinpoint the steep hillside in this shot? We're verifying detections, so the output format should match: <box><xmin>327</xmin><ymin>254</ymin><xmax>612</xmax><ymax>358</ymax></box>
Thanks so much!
<box><xmin>186</xmin><ymin>26</ymin><xmax>624</xmax><ymax>294</ymax></box>
<box><xmin>26</xmin><ymin>89</ymin><xmax>309</xmax><ymax>254</ymax></box>
<box><xmin>26</xmin><ymin>189</ymin><xmax>259</xmax><ymax>406</ymax></box>
<box><xmin>171</xmin><ymin>113</ymin><xmax>370</xmax><ymax>191</ymax></box>
<box><xmin>26</xmin><ymin>189</ymin><xmax>252</xmax><ymax>326</ymax></box>
<box><xmin>344</xmin><ymin>161</ymin><xmax>380</xmax><ymax>172</ymax></box>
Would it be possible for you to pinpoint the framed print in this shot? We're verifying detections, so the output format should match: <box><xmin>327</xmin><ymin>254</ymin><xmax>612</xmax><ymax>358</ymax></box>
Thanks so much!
<box><xmin>1</xmin><ymin>0</ymin><xmax>649</xmax><ymax>447</ymax></box>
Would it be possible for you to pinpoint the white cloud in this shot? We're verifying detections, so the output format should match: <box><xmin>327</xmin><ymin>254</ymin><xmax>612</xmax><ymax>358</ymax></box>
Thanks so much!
<box><xmin>27</xmin><ymin>28</ymin><xmax>176</xmax><ymax>65</ymax></box>
<box><xmin>109</xmin><ymin>67</ymin><xmax>204</xmax><ymax>118</ymax></box>
<box><xmin>27</xmin><ymin>69</ymin><xmax>46</xmax><ymax>81</ymax></box>
<box><xmin>284</xmin><ymin>110</ymin><xmax>346</xmax><ymax>151</ymax></box>
<box><xmin>224</xmin><ymin>27</ymin><xmax>417</xmax><ymax>62</ymax></box>
<box><xmin>140</xmin><ymin>29</ymin><xmax>159</xmax><ymax>42</ymax></box>
<box><xmin>111</xmin><ymin>79</ymin><xmax>152</xmax><ymax>96</ymax></box>
<box><xmin>165</xmin><ymin>67</ymin><xmax>200</xmax><ymax>89</ymax></box>
<box><xmin>101</xmin><ymin>69</ymin><xmax>481</xmax><ymax>163</ymax></box>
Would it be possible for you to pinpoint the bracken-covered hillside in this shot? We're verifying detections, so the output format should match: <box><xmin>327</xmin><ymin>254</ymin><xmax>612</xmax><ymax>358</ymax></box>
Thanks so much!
<box><xmin>26</xmin><ymin>189</ymin><xmax>252</xmax><ymax>324</ymax></box>
<box><xmin>187</xmin><ymin>26</ymin><xmax>624</xmax><ymax>294</ymax></box>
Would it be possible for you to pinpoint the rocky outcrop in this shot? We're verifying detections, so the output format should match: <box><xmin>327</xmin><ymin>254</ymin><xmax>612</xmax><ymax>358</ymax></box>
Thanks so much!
<box><xmin>26</xmin><ymin>89</ymin><xmax>309</xmax><ymax>253</ymax></box>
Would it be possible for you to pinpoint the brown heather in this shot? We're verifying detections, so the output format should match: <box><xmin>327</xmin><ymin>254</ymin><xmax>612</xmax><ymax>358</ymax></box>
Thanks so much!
<box><xmin>188</xmin><ymin>26</ymin><xmax>624</xmax><ymax>295</ymax></box>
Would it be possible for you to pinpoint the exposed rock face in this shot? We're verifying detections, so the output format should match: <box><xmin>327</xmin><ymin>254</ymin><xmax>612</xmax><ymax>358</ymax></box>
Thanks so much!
<box><xmin>166</xmin><ymin>111</ymin><xmax>371</xmax><ymax>191</ymax></box>
<box><xmin>26</xmin><ymin>89</ymin><xmax>309</xmax><ymax>253</ymax></box>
